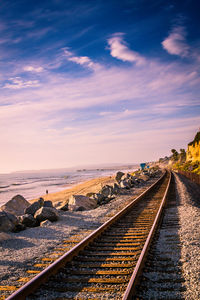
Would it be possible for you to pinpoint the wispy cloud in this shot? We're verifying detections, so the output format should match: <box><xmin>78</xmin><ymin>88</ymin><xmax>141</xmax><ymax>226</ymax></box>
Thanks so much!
<box><xmin>23</xmin><ymin>65</ymin><xmax>44</xmax><ymax>72</ymax></box>
<box><xmin>99</xmin><ymin>109</ymin><xmax>144</xmax><ymax>120</ymax></box>
<box><xmin>148</xmin><ymin>69</ymin><xmax>200</xmax><ymax>91</ymax></box>
<box><xmin>26</xmin><ymin>27</ymin><xmax>52</xmax><ymax>39</ymax></box>
<box><xmin>162</xmin><ymin>26</ymin><xmax>189</xmax><ymax>57</ymax></box>
<box><xmin>107</xmin><ymin>33</ymin><xmax>145</xmax><ymax>65</ymax></box>
<box><xmin>3</xmin><ymin>77</ymin><xmax>40</xmax><ymax>89</ymax></box>
<box><xmin>63</xmin><ymin>48</ymin><xmax>100</xmax><ymax>70</ymax></box>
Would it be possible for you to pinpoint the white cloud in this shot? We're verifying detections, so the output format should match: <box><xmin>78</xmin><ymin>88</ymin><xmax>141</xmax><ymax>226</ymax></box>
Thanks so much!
<box><xmin>23</xmin><ymin>65</ymin><xmax>44</xmax><ymax>72</ymax></box>
<box><xmin>68</xmin><ymin>56</ymin><xmax>95</xmax><ymax>68</ymax></box>
<box><xmin>148</xmin><ymin>70</ymin><xmax>200</xmax><ymax>91</ymax></box>
<box><xmin>107</xmin><ymin>33</ymin><xmax>145</xmax><ymax>65</ymax></box>
<box><xmin>162</xmin><ymin>26</ymin><xmax>189</xmax><ymax>57</ymax></box>
<box><xmin>63</xmin><ymin>48</ymin><xmax>99</xmax><ymax>70</ymax></box>
<box><xmin>3</xmin><ymin>77</ymin><xmax>40</xmax><ymax>89</ymax></box>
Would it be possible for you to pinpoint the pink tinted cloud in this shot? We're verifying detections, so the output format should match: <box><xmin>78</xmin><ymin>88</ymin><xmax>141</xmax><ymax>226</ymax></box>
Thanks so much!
<box><xmin>23</xmin><ymin>65</ymin><xmax>44</xmax><ymax>72</ymax></box>
<box><xmin>149</xmin><ymin>69</ymin><xmax>199</xmax><ymax>91</ymax></box>
<box><xmin>3</xmin><ymin>77</ymin><xmax>40</xmax><ymax>89</ymax></box>
<box><xmin>162</xmin><ymin>26</ymin><xmax>189</xmax><ymax>57</ymax></box>
<box><xmin>63</xmin><ymin>48</ymin><xmax>100</xmax><ymax>70</ymax></box>
<box><xmin>107</xmin><ymin>34</ymin><xmax>145</xmax><ymax>65</ymax></box>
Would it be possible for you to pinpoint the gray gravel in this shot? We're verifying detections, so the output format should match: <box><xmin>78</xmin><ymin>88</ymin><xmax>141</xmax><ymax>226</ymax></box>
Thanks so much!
<box><xmin>135</xmin><ymin>172</ymin><xmax>186</xmax><ymax>299</ymax></box>
<box><xmin>174</xmin><ymin>172</ymin><xmax>200</xmax><ymax>300</ymax></box>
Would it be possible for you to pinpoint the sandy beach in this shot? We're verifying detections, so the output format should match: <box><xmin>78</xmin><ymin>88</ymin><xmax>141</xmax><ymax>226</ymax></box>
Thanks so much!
<box><xmin>30</xmin><ymin>175</ymin><xmax>116</xmax><ymax>205</ymax></box>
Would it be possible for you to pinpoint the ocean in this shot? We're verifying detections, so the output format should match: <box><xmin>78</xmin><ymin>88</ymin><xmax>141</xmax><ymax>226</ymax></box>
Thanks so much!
<box><xmin>0</xmin><ymin>166</ymin><xmax>137</xmax><ymax>207</ymax></box>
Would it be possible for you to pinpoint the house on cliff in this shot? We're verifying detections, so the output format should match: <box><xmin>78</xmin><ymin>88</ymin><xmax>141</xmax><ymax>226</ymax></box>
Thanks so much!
<box><xmin>186</xmin><ymin>131</ymin><xmax>200</xmax><ymax>162</ymax></box>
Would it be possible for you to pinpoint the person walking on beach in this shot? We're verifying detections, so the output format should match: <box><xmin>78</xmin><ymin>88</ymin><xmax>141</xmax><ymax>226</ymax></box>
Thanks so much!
<box><xmin>46</xmin><ymin>189</ymin><xmax>48</xmax><ymax>195</ymax></box>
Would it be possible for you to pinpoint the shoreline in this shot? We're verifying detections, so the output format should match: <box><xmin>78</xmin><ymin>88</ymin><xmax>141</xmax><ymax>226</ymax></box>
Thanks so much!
<box><xmin>29</xmin><ymin>175</ymin><xmax>116</xmax><ymax>206</ymax></box>
<box><xmin>0</xmin><ymin>167</ymin><xmax>135</xmax><ymax>208</ymax></box>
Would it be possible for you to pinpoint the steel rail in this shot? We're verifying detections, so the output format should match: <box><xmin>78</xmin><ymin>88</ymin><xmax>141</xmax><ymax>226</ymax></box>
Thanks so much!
<box><xmin>122</xmin><ymin>171</ymin><xmax>172</xmax><ymax>300</ymax></box>
<box><xmin>6</xmin><ymin>171</ymin><xmax>167</xmax><ymax>300</ymax></box>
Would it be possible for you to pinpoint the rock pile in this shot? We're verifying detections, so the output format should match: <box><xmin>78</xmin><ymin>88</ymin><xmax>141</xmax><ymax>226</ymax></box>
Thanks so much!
<box><xmin>65</xmin><ymin>169</ymin><xmax>154</xmax><ymax>211</ymax></box>
<box><xmin>58</xmin><ymin>168</ymin><xmax>157</xmax><ymax>211</ymax></box>
<box><xmin>0</xmin><ymin>196</ymin><xmax>59</xmax><ymax>233</ymax></box>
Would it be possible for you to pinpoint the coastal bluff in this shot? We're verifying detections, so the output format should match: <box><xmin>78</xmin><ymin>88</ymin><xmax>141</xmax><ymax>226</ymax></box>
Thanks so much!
<box><xmin>187</xmin><ymin>131</ymin><xmax>200</xmax><ymax>162</ymax></box>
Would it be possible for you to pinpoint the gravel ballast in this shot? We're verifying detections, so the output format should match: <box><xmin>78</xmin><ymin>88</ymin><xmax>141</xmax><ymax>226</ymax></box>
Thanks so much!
<box><xmin>174</xmin><ymin>172</ymin><xmax>200</xmax><ymax>299</ymax></box>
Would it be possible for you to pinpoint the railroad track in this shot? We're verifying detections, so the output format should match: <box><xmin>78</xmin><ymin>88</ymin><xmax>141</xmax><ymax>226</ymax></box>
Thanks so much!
<box><xmin>6</xmin><ymin>170</ymin><xmax>172</xmax><ymax>300</ymax></box>
<box><xmin>133</xmin><ymin>172</ymin><xmax>186</xmax><ymax>299</ymax></box>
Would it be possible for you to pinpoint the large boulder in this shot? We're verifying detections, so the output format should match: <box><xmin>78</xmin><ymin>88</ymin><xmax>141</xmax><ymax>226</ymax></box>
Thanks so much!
<box><xmin>38</xmin><ymin>197</ymin><xmax>44</xmax><ymax>206</ymax></box>
<box><xmin>86</xmin><ymin>192</ymin><xmax>95</xmax><ymax>198</ymax></box>
<box><xmin>0</xmin><ymin>211</ymin><xmax>19</xmax><ymax>232</ymax></box>
<box><xmin>138</xmin><ymin>174</ymin><xmax>149</xmax><ymax>182</ymax></box>
<box><xmin>1</xmin><ymin>195</ymin><xmax>30</xmax><ymax>216</ymax></box>
<box><xmin>115</xmin><ymin>171</ymin><xmax>125</xmax><ymax>183</ymax></box>
<box><xmin>121</xmin><ymin>174</ymin><xmax>128</xmax><ymax>181</ymax></box>
<box><xmin>43</xmin><ymin>201</ymin><xmax>53</xmax><ymax>208</ymax></box>
<box><xmin>68</xmin><ymin>195</ymin><xmax>97</xmax><ymax>211</ymax></box>
<box><xmin>121</xmin><ymin>173</ymin><xmax>132</xmax><ymax>180</ymax></box>
<box><xmin>14</xmin><ymin>223</ymin><xmax>26</xmax><ymax>232</ymax></box>
<box><xmin>130</xmin><ymin>176</ymin><xmax>139</xmax><ymax>185</ymax></box>
<box><xmin>90</xmin><ymin>193</ymin><xmax>105</xmax><ymax>204</ymax></box>
<box><xmin>126</xmin><ymin>173</ymin><xmax>132</xmax><ymax>178</ymax></box>
<box><xmin>20</xmin><ymin>214</ymin><xmax>38</xmax><ymax>227</ymax></box>
<box><xmin>109</xmin><ymin>183</ymin><xmax>121</xmax><ymax>194</ymax></box>
<box><xmin>120</xmin><ymin>179</ymin><xmax>132</xmax><ymax>189</ymax></box>
<box><xmin>100</xmin><ymin>185</ymin><xmax>114</xmax><ymax>199</ymax></box>
<box><xmin>34</xmin><ymin>207</ymin><xmax>59</xmax><ymax>223</ymax></box>
<box><xmin>25</xmin><ymin>202</ymin><xmax>41</xmax><ymax>216</ymax></box>
<box><xmin>25</xmin><ymin>197</ymin><xmax>44</xmax><ymax>216</ymax></box>
<box><xmin>57</xmin><ymin>201</ymin><xmax>68</xmax><ymax>211</ymax></box>
<box><xmin>5</xmin><ymin>211</ymin><xmax>19</xmax><ymax>226</ymax></box>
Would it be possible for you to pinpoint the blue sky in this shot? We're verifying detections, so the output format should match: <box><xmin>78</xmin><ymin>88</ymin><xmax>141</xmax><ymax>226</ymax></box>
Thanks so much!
<box><xmin>0</xmin><ymin>0</ymin><xmax>200</xmax><ymax>173</ymax></box>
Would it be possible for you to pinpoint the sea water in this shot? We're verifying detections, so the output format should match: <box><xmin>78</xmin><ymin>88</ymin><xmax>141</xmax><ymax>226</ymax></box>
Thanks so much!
<box><xmin>0</xmin><ymin>166</ymin><xmax>136</xmax><ymax>207</ymax></box>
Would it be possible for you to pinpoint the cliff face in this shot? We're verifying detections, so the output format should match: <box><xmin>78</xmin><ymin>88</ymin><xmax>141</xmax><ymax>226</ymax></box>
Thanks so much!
<box><xmin>186</xmin><ymin>132</ymin><xmax>200</xmax><ymax>162</ymax></box>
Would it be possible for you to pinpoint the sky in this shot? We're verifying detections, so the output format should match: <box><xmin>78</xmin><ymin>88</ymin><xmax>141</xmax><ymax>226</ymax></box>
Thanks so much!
<box><xmin>0</xmin><ymin>0</ymin><xmax>200</xmax><ymax>173</ymax></box>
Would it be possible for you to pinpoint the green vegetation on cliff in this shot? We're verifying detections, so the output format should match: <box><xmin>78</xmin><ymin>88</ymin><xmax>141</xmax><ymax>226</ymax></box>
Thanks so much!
<box><xmin>170</xmin><ymin>148</ymin><xmax>186</xmax><ymax>163</ymax></box>
<box><xmin>188</xmin><ymin>131</ymin><xmax>200</xmax><ymax>146</ymax></box>
<box><xmin>159</xmin><ymin>131</ymin><xmax>200</xmax><ymax>174</ymax></box>
<box><xmin>173</xmin><ymin>161</ymin><xmax>200</xmax><ymax>175</ymax></box>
